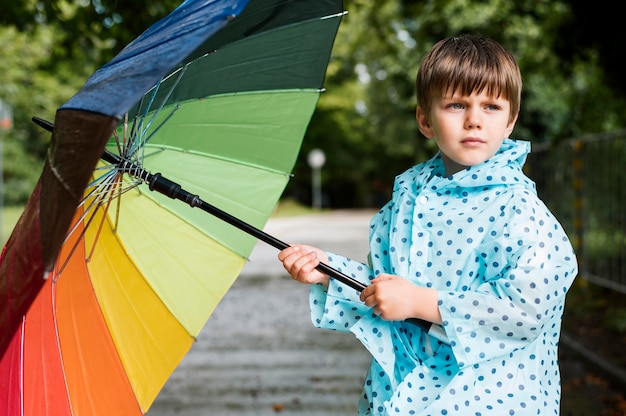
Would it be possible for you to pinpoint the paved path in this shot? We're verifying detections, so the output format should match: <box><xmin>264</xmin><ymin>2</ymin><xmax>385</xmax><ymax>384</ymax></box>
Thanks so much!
<box><xmin>149</xmin><ymin>210</ymin><xmax>625</xmax><ymax>415</ymax></box>
<box><xmin>240</xmin><ymin>209</ymin><xmax>375</xmax><ymax>277</ymax></box>
<box><xmin>149</xmin><ymin>210</ymin><xmax>374</xmax><ymax>416</ymax></box>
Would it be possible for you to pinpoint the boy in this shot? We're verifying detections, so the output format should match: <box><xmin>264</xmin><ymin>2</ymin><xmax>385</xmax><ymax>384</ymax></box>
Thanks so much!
<box><xmin>279</xmin><ymin>34</ymin><xmax>577</xmax><ymax>415</ymax></box>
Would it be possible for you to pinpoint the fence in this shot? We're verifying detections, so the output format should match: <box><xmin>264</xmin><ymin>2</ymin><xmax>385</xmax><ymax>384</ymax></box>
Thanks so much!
<box><xmin>525</xmin><ymin>129</ymin><xmax>626</xmax><ymax>293</ymax></box>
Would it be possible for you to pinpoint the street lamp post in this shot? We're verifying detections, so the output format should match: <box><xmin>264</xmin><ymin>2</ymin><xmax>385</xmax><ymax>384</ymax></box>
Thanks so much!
<box><xmin>307</xmin><ymin>148</ymin><xmax>326</xmax><ymax>210</ymax></box>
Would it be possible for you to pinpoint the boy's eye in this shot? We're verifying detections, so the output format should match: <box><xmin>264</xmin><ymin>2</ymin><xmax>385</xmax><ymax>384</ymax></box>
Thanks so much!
<box><xmin>448</xmin><ymin>103</ymin><xmax>463</xmax><ymax>109</ymax></box>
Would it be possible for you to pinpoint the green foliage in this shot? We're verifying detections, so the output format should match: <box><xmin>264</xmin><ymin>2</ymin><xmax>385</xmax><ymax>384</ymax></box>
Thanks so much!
<box><xmin>296</xmin><ymin>0</ymin><xmax>626</xmax><ymax>207</ymax></box>
<box><xmin>0</xmin><ymin>0</ymin><xmax>182</xmax><ymax>65</ymax></box>
<box><xmin>1</xmin><ymin>0</ymin><xmax>626</xmax><ymax>208</ymax></box>
<box><xmin>0</xmin><ymin>0</ymin><xmax>183</xmax><ymax>206</ymax></box>
<box><xmin>0</xmin><ymin>24</ymin><xmax>94</xmax><ymax>204</ymax></box>
<box><xmin>342</xmin><ymin>0</ymin><xmax>626</xmax><ymax>143</ymax></box>
<box><xmin>1</xmin><ymin>205</ymin><xmax>25</xmax><ymax>246</ymax></box>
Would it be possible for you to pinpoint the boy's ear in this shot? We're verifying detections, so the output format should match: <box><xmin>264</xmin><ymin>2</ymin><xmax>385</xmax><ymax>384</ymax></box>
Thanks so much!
<box><xmin>416</xmin><ymin>107</ymin><xmax>434</xmax><ymax>138</ymax></box>
<box><xmin>504</xmin><ymin>113</ymin><xmax>519</xmax><ymax>137</ymax></box>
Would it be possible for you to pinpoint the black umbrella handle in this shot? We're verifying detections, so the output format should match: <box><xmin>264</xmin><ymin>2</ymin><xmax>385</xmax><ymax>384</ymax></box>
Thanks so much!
<box><xmin>198</xmin><ymin>191</ymin><xmax>450</xmax><ymax>342</ymax></box>
<box><xmin>141</xmin><ymin>169</ymin><xmax>448</xmax><ymax>341</ymax></box>
<box><xmin>185</xmin><ymin>185</ymin><xmax>448</xmax><ymax>343</ymax></box>
<box><xmin>32</xmin><ymin>116</ymin><xmax>448</xmax><ymax>343</ymax></box>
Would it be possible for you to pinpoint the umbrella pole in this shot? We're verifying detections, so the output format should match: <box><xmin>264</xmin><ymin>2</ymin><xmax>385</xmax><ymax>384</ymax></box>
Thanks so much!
<box><xmin>31</xmin><ymin>117</ymin><xmax>367</xmax><ymax>291</ymax></box>
<box><xmin>33</xmin><ymin>117</ymin><xmax>445</xmax><ymax>342</ymax></box>
<box><xmin>138</xmin><ymin>167</ymin><xmax>444</xmax><ymax>341</ymax></box>
<box><xmin>100</xmin><ymin>150</ymin><xmax>369</xmax><ymax>293</ymax></box>
<box><xmin>150</xmin><ymin>174</ymin><xmax>369</xmax><ymax>291</ymax></box>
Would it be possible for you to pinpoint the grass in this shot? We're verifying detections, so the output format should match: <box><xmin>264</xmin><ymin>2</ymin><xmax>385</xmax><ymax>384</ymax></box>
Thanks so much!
<box><xmin>270</xmin><ymin>198</ymin><xmax>320</xmax><ymax>218</ymax></box>
<box><xmin>1</xmin><ymin>205</ymin><xmax>23</xmax><ymax>245</ymax></box>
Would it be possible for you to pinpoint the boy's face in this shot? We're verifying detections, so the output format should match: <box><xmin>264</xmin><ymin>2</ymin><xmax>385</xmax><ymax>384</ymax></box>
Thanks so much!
<box><xmin>416</xmin><ymin>90</ymin><xmax>517</xmax><ymax>176</ymax></box>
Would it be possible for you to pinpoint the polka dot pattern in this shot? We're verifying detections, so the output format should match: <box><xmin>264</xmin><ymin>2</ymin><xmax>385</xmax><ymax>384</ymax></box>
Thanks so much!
<box><xmin>308</xmin><ymin>140</ymin><xmax>578</xmax><ymax>415</ymax></box>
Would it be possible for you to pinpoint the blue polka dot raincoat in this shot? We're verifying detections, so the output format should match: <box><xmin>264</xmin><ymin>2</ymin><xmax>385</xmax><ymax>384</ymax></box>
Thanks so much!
<box><xmin>308</xmin><ymin>139</ymin><xmax>578</xmax><ymax>415</ymax></box>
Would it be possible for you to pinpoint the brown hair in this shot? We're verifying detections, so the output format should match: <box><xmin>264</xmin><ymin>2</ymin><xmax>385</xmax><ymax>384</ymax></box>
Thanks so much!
<box><xmin>416</xmin><ymin>34</ymin><xmax>522</xmax><ymax>123</ymax></box>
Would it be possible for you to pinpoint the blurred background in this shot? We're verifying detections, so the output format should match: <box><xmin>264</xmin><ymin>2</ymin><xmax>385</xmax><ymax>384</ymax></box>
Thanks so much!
<box><xmin>1</xmin><ymin>0</ymin><xmax>625</xmax><ymax>212</ymax></box>
<box><xmin>1</xmin><ymin>0</ymin><xmax>625</xmax><ymax>412</ymax></box>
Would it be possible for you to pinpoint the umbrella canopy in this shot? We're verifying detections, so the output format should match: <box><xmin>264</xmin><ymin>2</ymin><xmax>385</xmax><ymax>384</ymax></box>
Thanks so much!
<box><xmin>0</xmin><ymin>0</ymin><xmax>344</xmax><ymax>414</ymax></box>
<box><xmin>0</xmin><ymin>0</ymin><xmax>251</xmax><ymax>355</ymax></box>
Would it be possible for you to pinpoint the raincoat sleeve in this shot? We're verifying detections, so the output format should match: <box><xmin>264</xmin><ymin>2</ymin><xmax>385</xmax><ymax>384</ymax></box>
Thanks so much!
<box><xmin>308</xmin><ymin>253</ymin><xmax>375</xmax><ymax>332</ymax></box>
<box><xmin>437</xmin><ymin>191</ymin><xmax>578</xmax><ymax>369</ymax></box>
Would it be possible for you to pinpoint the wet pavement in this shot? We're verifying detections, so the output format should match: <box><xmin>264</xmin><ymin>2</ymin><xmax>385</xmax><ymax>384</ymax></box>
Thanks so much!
<box><xmin>149</xmin><ymin>210</ymin><xmax>626</xmax><ymax>416</ymax></box>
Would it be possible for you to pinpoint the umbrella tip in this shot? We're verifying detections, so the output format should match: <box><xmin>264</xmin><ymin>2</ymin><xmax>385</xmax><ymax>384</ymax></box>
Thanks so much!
<box><xmin>32</xmin><ymin>116</ymin><xmax>54</xmax><ymax>132</ymax></box>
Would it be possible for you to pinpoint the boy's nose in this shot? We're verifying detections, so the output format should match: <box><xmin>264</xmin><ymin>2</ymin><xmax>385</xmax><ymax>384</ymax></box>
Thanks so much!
<box><xmin>465</xmin><ymin>108</ymin><xmax>482</xmax><ymax>129</ymax></box>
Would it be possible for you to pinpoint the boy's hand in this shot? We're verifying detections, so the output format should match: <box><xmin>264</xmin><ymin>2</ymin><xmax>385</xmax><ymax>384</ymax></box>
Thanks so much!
<box><xmin>278</xmin><ymin>244</ymin><xmax>330</xmax><ymax>287</ymax></box>
<box><xmin>360</xmin><ymin>274</ymin><xmax>442</xmax><ymax>324</ymax></box>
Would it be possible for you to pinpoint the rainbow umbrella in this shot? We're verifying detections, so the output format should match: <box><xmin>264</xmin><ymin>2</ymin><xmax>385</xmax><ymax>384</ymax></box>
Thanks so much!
<box><xmin>0</xmin><ymin>0</ymin><xmax>345</xmax><ymax>414</ymax></box>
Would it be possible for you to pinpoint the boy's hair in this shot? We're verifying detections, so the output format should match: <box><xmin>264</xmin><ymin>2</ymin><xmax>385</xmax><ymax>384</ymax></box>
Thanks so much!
<box><xmin>416</xmin><ymin>34</ymin><xmax>522</xmax><ymax>123</ymax></box>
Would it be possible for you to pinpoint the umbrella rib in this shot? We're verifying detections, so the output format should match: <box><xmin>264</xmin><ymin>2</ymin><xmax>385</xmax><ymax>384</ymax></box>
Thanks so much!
<box><xmin>111</xmin><ymin>172</ymin><xmax>131</xmax><ymax>233</ymax></box>
<box><xmin>55</xmin><ymin>202</ymin><xmax>101</xmax><ymax>278</ymax></box>
<box><xmin>126</xmin><ymin>95</ymin><xmax>145</xmax><ymax>157</ymax></box>
<box><xmin>111</xmin><ymin>112</ymin><xmax>129</xmax><ymax>158</ymax></box>
<box><xmin>131</xmin><ymin>104</ymin><xmax>181</xmax><ymax>164</ymax></box>
<box><xmin>140</xmin><ymin>66</ymin><xmax>187</xmax><ymax>139</ymax></box>
<box><xmin>48</xmin><ymin>280</ymin><xmax>73</xmax><ymax>408</ymax></box>
<box><xmin>84</xmin><ymin>181</ymin><xmax>121</xmax><ymax>264</ymax></box>
<box><xmin>123</xmin><ymin>112</ymin><xmax>129</xmax><ymax>154</ymax></box>
<box><xmin>130</xmin><ymin>67</ymin><xmax>188</xmax><ymax>167</ymax></box>
<box><xmin>55</xmin><ymin>180</ymin><xmax>113</xmax><ymax>277</ymax></box>
<box><xmin>111</xmin><ymin>128</ymin><xmax>122</xmax><ymax>157</ymax></box>
<box><xmin>321</xmin><ymin>11</ymin><xmax>348</xmax><ymax>20</ymax></box>
<box><xmin>129</xmin><ymin>77</ymin><xmax>163</xmax><ymax>160</ymax></box>
<box><xmin>138</xmin><ymin>80</ymin><xmax>161</xmax><ymax>132</ymax></box>
<box><xmin>56</xmin><ymin>171</ymin><xmax>136</xmax><ymax>277</ymax></box>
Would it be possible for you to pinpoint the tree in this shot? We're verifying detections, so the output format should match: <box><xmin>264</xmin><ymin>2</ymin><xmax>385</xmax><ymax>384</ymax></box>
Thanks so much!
<box><xmin>293</xmin><ymin>0</ymin><xmax>626</xmax><ymax>207</ymax></box>
<box><xmin>0</xmin><ymin>0</ymin><xmax>182</xmax><ymax>205</ymax></box>
<box><xmin>0</xmin><ymin>0</ymin><xmax>182</xmax><ymax>65</ymax></box>
<box><xmin>2</xmin><ymin>0</ymin><xmax>625</xmax><ymax>208</ymax></box>
<box><xmin>0</xmin><ymin>25</ymin><xmax>95</xmax><ymax>204</ymax></box>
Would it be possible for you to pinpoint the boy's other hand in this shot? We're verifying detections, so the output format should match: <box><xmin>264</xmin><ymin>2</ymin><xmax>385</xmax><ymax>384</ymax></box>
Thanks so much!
<box><xmin>278</xmin><ymin>244</ymin><xmax>330</xmax><ymax>287</ymax></box>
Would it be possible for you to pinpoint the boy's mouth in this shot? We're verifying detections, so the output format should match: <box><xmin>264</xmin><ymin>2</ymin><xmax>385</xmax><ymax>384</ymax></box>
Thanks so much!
<box><xmin>461</xmin><ymin>137</ymin><xmax>485</xmax><ymax>145</ymax></box>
